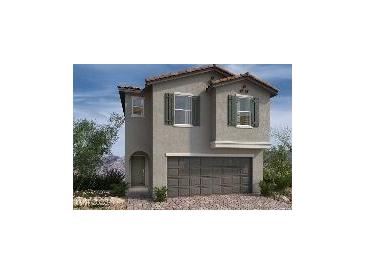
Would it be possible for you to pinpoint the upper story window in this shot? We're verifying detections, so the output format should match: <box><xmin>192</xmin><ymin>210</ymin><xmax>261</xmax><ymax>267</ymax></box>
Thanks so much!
<box><xmin>237</xmin><ymin>96</ymin><xmax>251</xmax><ymax>127</ymax></box>
<box><xmin>174</xmin><ymin>94</ymin><xmax>192</xmax><ymax>126</ymax></box>
<box><xmin>132</xmin><ymin>96</ymin><xmax>144</xmax><ymax>117</ymax></box>
<box><xmin>228</xmin><ymin>94</ymin><xmax>259</xmax><ymax>128</ymax></box>
<box><xmin>164</xmin><ymin>93</ymin><xmax>200</xmax><ymax>126</ymax></box>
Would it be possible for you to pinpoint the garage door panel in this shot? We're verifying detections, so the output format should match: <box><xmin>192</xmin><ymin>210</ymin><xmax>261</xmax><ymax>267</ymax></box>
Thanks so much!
<box><xmin>167</xmin><ymin>178</ymin><xmax>178</xmax><ymax>187</ymax></box>
<box><xmin>212</xmin><ymin>167</ymin><xmax>222</xmax><ymax>176</ymax></box>
<box><xmin>190</xmin><ymin>177</ymin><xmax>200</xmax><ymax>187</ymax></box>
<box><xmin>201</xmin><ymin>186</ymin><xmax>212</xmax><ymax>195</ymax></box>
<box><xmin>168</xmin><ymin>187</ymin><xmax>179</xmax><ymax>197</ymax></box>
<box><xmin>179</xmin><ymin>168</ymin><xmax>189</xmax><ymax>176</ymax></box>
<box><xmin>232</xmin><ymin>185</ymin><xmax>240</xmax><ymax>193</ymax></box>
<box><xmin>222</xmin><ymin>186</ymin><xmax>233</xmax><ymax>194</ymax></box>
<box><xmin>168</xmin><ymin>157</ymin><xmax>179</xmax><ymax>168</ymax></box>
<box><xmin>201</xmin><ymin>168</ymin><xmax>212</xmax><ymax>176</ymax></box>
<box><xmin>201</xmin><ymin>177</ymin><xmax>212</xmax><ymax>187</ymax></box>
<box><xmin>212</xmin><ymin>185</ymin><xmax>221</xmax><ymax>194</ymax></box>
<box><xmin>221</xmin><ymin>177</ymin><xmax>233</xmax><ymax>187</ymax></box>
<box><xmin>190</xmin><ymin>186</ymin><xmax>201</xmax><ymax>195</ymax></box>
<box><xmin>179</xmin><ymin>187</ymin><xmax>190</xmax><ymax>196</ymax></box>
<box><xmin>190</xmin><ymin>158</ymin><xmax>201</xmax><ymax>167</ymax></box>
<box><xmin>190</xmin><ymin>168</ymin><xmax>200</xmax><ymax>176</ymax></box>
<box><xmin>179</xmin><ymin>158</ymin><xmax>189</xmax><ymax>168</ymax></box>
<box><xmin>223</xmin><ymin>167</ymin><xmax>234</xmax><ymax>176</ymax></box>
<box><xmin>167</xmin><ymin>156</ymin><xmax>252</xmax><ymax>197</ymax></box>
<box><xmin>167</xmin><ymin>168</ymin><xmax>179</xmax><ymax>176</ymax></box>
<box><xmin>179</xmin><ymin>178</ymin><xmax>189</xmax><ymax>187</ymax></box>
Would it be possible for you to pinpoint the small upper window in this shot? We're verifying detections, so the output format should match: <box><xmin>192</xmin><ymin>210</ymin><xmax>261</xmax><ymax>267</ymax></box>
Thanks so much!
<box><xmin>174</xmin><ymin>94</ymin><xmax>192</xmax><ymax>125</ymax></box>
<box><xmin>237</xmin><ymin>96</ymin><xmax>251</xmax><ymax>126</ymax></box>
<box><xmin>132</xmin><ymin>96</ymin><xmax>144</xmax><ymax>117</ymax></box>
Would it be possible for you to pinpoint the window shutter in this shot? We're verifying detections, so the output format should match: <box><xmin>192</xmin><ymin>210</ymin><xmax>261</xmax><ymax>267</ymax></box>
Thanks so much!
<box><xmin>252</xmin><ymin>97</ymin><xmax>259</xmax><ymax>127</ymax></box>
<box><xmin>228</xmin><ymin>95</ymin><xmax>237</xmax><ymax>126</ymax></box>
<box><xmin>164</xmin><ymin>93</ymin><xmax>174</xmax><ymax>125</ymax></box>
<box><xmin>192</xmin><ymin>96</ymin><xmax>200</xmax><ymax>126</ymax></box>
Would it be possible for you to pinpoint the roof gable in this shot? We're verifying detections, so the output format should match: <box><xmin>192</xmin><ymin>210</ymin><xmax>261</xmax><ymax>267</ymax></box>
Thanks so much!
<box><xmin>210</xmin><ymin>72</ymin><xmax>279</xmax><ymax>97</ymax></box>
<box><xmin>145</xmin><ymin>64</ymin><xmax>234</xmax><ymax>85</ymax></box>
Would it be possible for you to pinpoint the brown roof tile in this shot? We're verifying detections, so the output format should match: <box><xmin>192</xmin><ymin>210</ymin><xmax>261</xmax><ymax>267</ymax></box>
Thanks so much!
<box><xmin>117</xmin><ymin>86</ymin><xmax>142</xmax><ymax>94</ymax></box>
<box><xmin>211</xmin><ymin>72</ymin><xmax>279</xmax><ymax>96</ymax></box>
<box><xmin>145</xmin><ymin>64</ymin><xmax>234</xmax><ymax>84</ymax></box>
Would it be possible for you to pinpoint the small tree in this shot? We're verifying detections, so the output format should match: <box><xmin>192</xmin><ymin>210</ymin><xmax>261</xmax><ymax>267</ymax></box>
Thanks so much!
<box><xmin>73</xmin><ymin>113</ymin><xmax>124</xmax><ymax>178</ymax></box>
<box><xmin>262</xmin><ymin>126</ymin><xmax>292</xmax><ymax>196</ymax></box>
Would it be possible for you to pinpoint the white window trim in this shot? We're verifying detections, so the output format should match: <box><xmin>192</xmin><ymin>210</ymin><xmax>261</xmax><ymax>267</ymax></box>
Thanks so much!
<box><xmin>131</xmin><ymin>96</ymin><xmax>144</xmax><ymax>117</ymax></box>
<box><xmin>236</xmin><ymin>94</ymin><xmax>253</xmax><ymax>128</ymax></box>
<box><xmin>174</xmin><ymin>92</ymin><xmax>193</xmax><ymax>126</ymax></box>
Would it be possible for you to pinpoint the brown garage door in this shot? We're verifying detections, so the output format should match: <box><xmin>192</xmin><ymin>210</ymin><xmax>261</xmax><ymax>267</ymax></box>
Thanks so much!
<box><xmin>167</xmin><ymin>157</ymin><xmax>252</xmax><ymax>197</ymax></box>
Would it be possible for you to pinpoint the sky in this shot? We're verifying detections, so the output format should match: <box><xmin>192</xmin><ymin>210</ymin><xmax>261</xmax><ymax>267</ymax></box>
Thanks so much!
<box><xmin>73</xmin><ymin>64</ymin><xmax>292</xmax><ymax>157</ymax></box>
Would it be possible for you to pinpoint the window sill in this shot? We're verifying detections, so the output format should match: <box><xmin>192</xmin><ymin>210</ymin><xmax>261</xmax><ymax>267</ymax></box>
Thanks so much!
<box><xmin>173</xmin><ymin>124</ymin><xmax>193</xmax><ymax>128</ymax></box>
<box><xmin>236</xmin><ymin>125</ymin><xmax>253</xmax><ymax>129</ymax></box>
<box><xmin>131</xmin><ymin>114</ymin><xmax>144</xmax><ymax>118</ymax></box>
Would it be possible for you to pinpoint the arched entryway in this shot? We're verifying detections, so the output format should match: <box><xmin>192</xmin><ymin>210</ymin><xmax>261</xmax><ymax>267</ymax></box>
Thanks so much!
<box><xmin>130</xmin><ymin>151</ymin><xmax>149</xmax><ymax>187</ymax></box>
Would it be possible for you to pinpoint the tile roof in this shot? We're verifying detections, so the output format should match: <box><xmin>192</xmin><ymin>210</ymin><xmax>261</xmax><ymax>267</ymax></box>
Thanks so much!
<box><xmin>145</xmin><ymin>64</ymin><xmax>234</xmax><ymax>84</ymax></box>
<box><xmin>211</xmin><ymin>72</ymin><xmax>279</xmax><ymax>96</ymax></box>
<box><xmin>117</xmin><ymin>86</ymin><xmax>142</xmax><ymax>95</ymax></box>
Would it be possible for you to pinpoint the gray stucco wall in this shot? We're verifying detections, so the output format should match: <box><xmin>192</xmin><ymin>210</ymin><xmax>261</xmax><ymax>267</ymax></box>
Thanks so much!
<box><xmin>124</xmin><ymin>91</ymin><xmax>153</xmax><ymax>189</ymax></box>
<box><xmin>213</xmin><ymin>81</ymin><xmax>271</xmax><ymax>143</ymax></box>
<box><xmin>124</xmin><ymin>71</ymin><xmax>272</xmax><ymax>195</ymax></box>
<box><xmin>150</xmin><ymin>72</ymin><xmax>268</xmax><ymax>193</ymax></box>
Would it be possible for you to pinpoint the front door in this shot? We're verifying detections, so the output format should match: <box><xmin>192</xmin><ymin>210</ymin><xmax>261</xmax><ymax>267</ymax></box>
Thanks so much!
<box><xmin>131</xmin><ymin>156</ymin><xmax>145</xmax><ymax>187</ymax></box>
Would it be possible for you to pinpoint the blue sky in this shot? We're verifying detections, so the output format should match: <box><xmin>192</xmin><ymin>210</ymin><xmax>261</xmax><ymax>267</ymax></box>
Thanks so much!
<box><xmin>73</xmin><ymin>64</ymin><xmax>292</xmax><ymax>157</ymax></box>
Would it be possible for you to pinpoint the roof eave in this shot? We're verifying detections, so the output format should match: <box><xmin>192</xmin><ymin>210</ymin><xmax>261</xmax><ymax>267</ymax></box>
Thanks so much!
<box><xmin>145</xmin><ymin>65</ymin><xmax>234</xmax><ymax>85</ymax></box>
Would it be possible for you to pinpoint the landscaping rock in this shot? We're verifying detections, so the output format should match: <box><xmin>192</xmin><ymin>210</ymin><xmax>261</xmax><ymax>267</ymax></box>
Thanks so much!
<box><xmin>127</xmin><ymin>194</ymin><xmax>291</xmax><ymax>210</ymax></box>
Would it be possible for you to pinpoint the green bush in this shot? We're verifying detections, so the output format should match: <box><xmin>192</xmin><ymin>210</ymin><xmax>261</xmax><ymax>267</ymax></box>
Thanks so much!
<box><xmin>153</xmin><ymin>186</ymin><xmax>167</xmax><ymax>202</ymax></box>
<box><xmin>73</xmin><ymin>169</ymin><xmax>126</xmax><ymax>191</ymax></box>
<box><xmin>111</xmin><ymin>182</ymin><xmax>129</xmax><ymax>197</ymax></box>
<box><xmin>259</xmin><ymin>180</ymin><xmax>273</xmax><ymax>197</ymax></box>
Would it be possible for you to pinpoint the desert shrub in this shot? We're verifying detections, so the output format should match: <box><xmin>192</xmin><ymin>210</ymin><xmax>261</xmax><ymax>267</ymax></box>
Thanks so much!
<box><xmin>259</xmin><ymin>180</ymin><xmax>273</xmax><ymax>197</ymax></box>
<box><xmin>153</xmin><ymin>186</ymin><xmax>167</xmax><ymax>202</ymax></box>
<box><xmin>111</xmin><ymin>182</ymin><xmax>129</xmax><ymax>197</ymax></box>
<box><xmin>103</xmin><ymin>169</ymin><xmax>125</xmax><ymax>188</ymax></box>
<box><xmin>73</xmin><ymin>169</ymin><xmax>126</xmax><ymax>191</ymax></box>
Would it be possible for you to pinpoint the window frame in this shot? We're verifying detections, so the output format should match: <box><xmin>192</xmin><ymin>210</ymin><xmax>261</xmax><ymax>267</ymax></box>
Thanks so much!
<box><xmin>131</xmin><ymin>96</ymin><xmax>144</xmax><ymax>117</ymax></box>
<box><xmin>236</xmin><ymin>94</ymin><xmax>253</xmax><ymax>128</ymax></box>
<box><xmin>173</xmin><ymin>92</ymin><xmax>193</xmax><ymax>127</ymax></box>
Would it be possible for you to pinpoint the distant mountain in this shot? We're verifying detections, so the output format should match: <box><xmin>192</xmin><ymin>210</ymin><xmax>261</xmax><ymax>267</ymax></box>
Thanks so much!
<box><xmin>101</xmin><ymin>155</ymin><xmax>125</xmax><ymax>174</ymax></box>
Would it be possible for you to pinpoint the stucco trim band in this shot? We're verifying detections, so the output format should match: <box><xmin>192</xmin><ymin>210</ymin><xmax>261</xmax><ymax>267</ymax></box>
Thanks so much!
<box><xmin>210</xmin><ymin>141</ymin><xmax>271</xmax><ymax>149</ymax></box>
<box><xmin>165</xmin><ymin>153</ymin><xmax>254</xmax><ymax>157</ymax></box>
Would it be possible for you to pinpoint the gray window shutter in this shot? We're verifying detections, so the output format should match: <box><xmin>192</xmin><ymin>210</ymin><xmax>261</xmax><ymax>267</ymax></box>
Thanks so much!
<box><xmin>192</xmin><ymin>96</ymin><xmax>200</xmax><ymax>126</ymax></box>
<box><xmin>228</xmin><ymin>95</ymin><xmax>237</xmax><ymax>126</ymax></box>
<box><xmin>252</xmin><ymin>97</ymin><xmax>259</xmax><ymax>127</ymax></box>
<box><xmin>164</xmin><ymin>93</ymin><xmax>174</xmax><ymax>125</ymax></box>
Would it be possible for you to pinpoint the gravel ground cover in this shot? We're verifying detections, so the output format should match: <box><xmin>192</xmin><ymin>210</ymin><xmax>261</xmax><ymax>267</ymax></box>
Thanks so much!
<box><xmin>127</xmin><ymin>194</ymin><xmax>291</xmax><ymax>210</ymax></box>
<box><xmin>73</xmin><ymin>190</ymin><xmax>127</xmax><ymax>210</ymax></box>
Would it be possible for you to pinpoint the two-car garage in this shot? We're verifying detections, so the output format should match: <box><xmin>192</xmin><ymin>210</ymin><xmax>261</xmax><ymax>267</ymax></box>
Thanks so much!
<box><xmin>167</xmin><ymin>156</ymin><xmax>252</xmax><ymax>197</ymax></box>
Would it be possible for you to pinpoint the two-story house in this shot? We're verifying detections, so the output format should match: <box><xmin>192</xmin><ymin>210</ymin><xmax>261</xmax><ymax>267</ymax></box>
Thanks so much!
<box><xmin>118</xmin><ymin>65</ymin><xmax>278</xmax><ymax>197</ymax></box>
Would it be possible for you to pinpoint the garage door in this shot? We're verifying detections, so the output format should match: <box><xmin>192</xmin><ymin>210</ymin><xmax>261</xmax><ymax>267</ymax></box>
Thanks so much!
<box><xmin>167</xmin><ymin>157</ymin><xmax>252</xmax><ymax>197</ymax></box>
